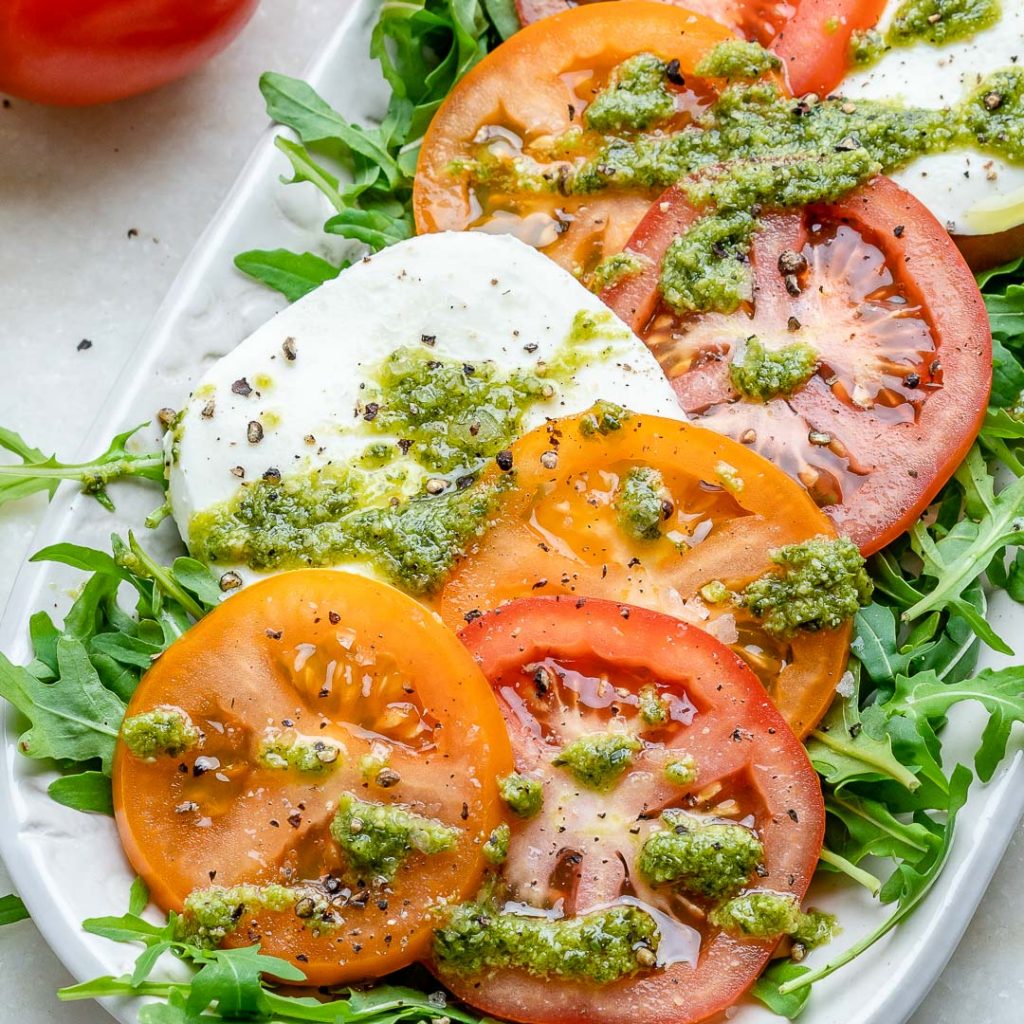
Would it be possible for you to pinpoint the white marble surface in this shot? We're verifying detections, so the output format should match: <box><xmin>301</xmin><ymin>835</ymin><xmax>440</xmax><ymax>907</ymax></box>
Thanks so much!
<box><xmin>0</xmin><ymin>2</ymin><xmax>1020</xmax><ymax>1021</ymax></box>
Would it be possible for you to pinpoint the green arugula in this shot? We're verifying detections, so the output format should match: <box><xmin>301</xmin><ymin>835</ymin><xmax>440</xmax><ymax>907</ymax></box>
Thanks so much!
<box><xmin>0</xmin><ymin>536</ymin><xmax>219</xmax><ymax>806</ymax></box>
<box><xmin>0</xmin><ymin>424</ymin><xmax>164</xmax><ymax>514</ymax></box>
<box><xmin>235</xmin><ymin>0</ymin><xmax>511</xmax><ymax>299</ymax></box>
<box><xmin>0</xmin><ymin>894</ymin><xmax>29</xmax><ymax>927</ymax></box>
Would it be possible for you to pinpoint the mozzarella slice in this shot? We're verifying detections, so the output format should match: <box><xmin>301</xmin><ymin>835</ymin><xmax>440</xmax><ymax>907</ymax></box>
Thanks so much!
<box><xmin>838</xmin><ymin>2</ymin><xmax>1024</xmax><ymax>235</ymax></box>
<box><xmin>168</xmin><ymin>231</ymin><xmax>684</xmax><ymax>584</ymax></box>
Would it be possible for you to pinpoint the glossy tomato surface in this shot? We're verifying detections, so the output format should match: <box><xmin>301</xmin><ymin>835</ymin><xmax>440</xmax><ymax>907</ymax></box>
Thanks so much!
<box><xmin>114</xmin><ymin>570</ymin><xmax>513</xmax><ymax>985</ymax></box>
<box><xmin>414</xmin><ymin>2</ymin><xmax>736</xmax><ymax>278</ymax></box>
<box><xmin>435</xmin><ymin>596</ymin><xmax>825</xmax><ymax>1024</ymax></box>
<box><xmin>434</xmin><ymin>409</ymin><xmax>852</xmax><ymax>736</ymax></box>
<box><xmin>0</xmin><ymin>0</ymin><xmax>257</xmax><ymax>105</ymax></box>
<box><xmin>510</xmin><ymin>0</ymin><xmax>886</xmax><ymax>98</ymax></box>
<box><xmin>602</xmin><ymin>177</ymin><xmax>992</xmax><ymax>554</ymax></box>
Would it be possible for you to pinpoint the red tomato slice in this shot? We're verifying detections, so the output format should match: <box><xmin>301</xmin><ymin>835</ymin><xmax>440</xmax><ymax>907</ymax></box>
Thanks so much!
<box><xmin>510</xmin><ymin>0</ymin><xmax>886</xmax><ymax>99</ymax></box>
<box><xmin>601</xmin><ymin>176</ymin><xmax>992</xmax><ymax>554</ymax></box>
<box><xmin>433</xmin><ymin>596</ymin><xmax>825</xmax><ymax>1024</ymax></box>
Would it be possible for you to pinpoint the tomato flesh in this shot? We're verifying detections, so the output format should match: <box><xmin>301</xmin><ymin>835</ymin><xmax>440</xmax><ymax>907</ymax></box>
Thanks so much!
<box><xmin>435</xmin><ymin>596</ymin><xmax>825</xmax><ymax>1024</ymax></box>
<box><xmin>113</xmin><ymin>570</ymin><xmax>513</xmax><ymax>985</ymax></box>
<box><xmin>601</xmin><ymin>177</ymin><xmax>992</xmax><ymax>554</ymax></box>
<box><xmin>434</xmin><ymin>410</ymin><xmax>851</xmax><ymax>737</ymax></box>
<box><xmin>0</xmin><ymin>0</ymin><xmax>257</xmax><ymax>106</ymax></box>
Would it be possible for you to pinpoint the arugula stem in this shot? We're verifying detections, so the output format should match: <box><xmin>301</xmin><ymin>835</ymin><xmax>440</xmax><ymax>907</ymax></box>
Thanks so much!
<box><xmin>0</xmin><ymin>453</ymin><xmax>163</xmax><ymax>484</ymax></box>
<box><xmin>59</xmin><ymin>979</ymin><xmax>183</xmax><ymax>1001</ymax></box>
<box><xmin>809</xmin><ymin>727</ymin><xmax>920</xmax><ymax>791</ymax></box>
<box><xmin>818</xmin><ymin>847</ymin><xmax>882</xmax><ymax>895</ymax></box>
<box><xmin>125</xmin><ymin>532</ymin><xmax>206</xmax><ymax>620</ymax></box>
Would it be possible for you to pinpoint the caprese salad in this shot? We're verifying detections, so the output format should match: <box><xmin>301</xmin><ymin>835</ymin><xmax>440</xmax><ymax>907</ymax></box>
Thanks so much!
<box><xmin>2</xmin><ymin>2</ymin><xmax>1024</xmax><ymax>1023</ymax></box>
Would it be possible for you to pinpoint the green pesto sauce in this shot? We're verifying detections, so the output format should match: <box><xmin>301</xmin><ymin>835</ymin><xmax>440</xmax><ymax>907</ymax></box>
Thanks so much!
<box><xmin>658</xmin><ymin>209</ymin><xmax>755</xmax><ymax>315</ymax></box>
<box><xmin>120</xmin><ymin>708</ymin><xmax>198</xmax><ymax>760</ymax></box>
<box><xmin>637</xmin><ymin>812</ymin><xmax>764</xmax><ymax>900</ymax></box>
<box><xmin>434</xmin><ymin>901</ymin><xmax>659</xmax><ymax>983</ymax></box>
<box><xmin>258</xmin><ymin>730</ymin><xmax>341</xmax><ymax>774</ymax></box>
<box><xmin>695</xmin><ymin>39</ymin><xmax>782</xmax><ymax>80</ymax></box>
<box><xmin>638</xmin><ymin>684</ymin><xmax>669</xmax><ymax>726</ymax></box>
<box><xmin>589</xmin><ymin>250</ymin><xmax>649</xmax><ymax>293</ymax></box>
<box><xmin>498</xmin><ymin>773</ymin><xmax>544</xmax><ymax>818</ymax></box>
<box><xmin>664</xmin><ymin>755</ymin><xmax>697</xmax><ymax>787</ymax></box>
<box><xmin>709</xmin><ymin>891</ymin><xmax>838</xmax><ymax>950</ymax></box>
<box><xmin>729</xmin><ymin>337</ymin><xmax>819</xmax><ymax>401</ymax></box>
<box><xmin>962</xmin><ymin>68</ymin><xmax>1024</xmax><ymax>163</ymax></box>
<box><xmin>584</xmin><ymin>53</ymin><xmax>675</xmax><ymax>134</ymax></box>
<box><xmin>700</xmin><ymin>579</ymin><xmax>730</xmax><ymax>604</ymax></box>
<box><xmin>552</xmin><ymin>732</ymin><xmax>642</xmax><ymax>790</ymax></box>
<box><xmin>578</xmin><ymin>400</ymin><xmax>630</xmax><ymax>437</ymax></box>
<box><xmin>330</xmin><ymin>792</ymin><xmax>460</xmax><ymax>882</ymax></box>
<box><xmin>890</xmin><ymin>0</ymin><xmax>1000</xmax><ymax>47</ymax></box>
<box><xmin>174</xmin><ymin>883</ymin><xmax>338</xmax><ymax>948</ymax></box>
<box><xmin>188</xmin><ymin>312</ymin><xmax>628</xmax><ymax>592</ymax></box>
<box><xmin>742</xmin><ymin>535</ymin><xmax>873</xmax><ymax>637</ymax></box>
<box><xmin>853</xmin><ymin>0</ymin><xmax>1000</xmax><ymax>67</ymax></box>
<box><xmin>483</xmin><ymin>823</ymin><xmax>511</xmax><ymax>865</ymax></box>
<box><xmin>617</xmin><ymin>465</ymin><xmax>667</xmax><ymax>541</ymax></box>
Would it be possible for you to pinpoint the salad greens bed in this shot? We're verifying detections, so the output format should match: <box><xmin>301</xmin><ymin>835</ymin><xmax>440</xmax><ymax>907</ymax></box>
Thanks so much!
<box><xmin>1</xmin><ymin>0</ymin><xmax>1024</xmax><ymax>1021</ymax></box>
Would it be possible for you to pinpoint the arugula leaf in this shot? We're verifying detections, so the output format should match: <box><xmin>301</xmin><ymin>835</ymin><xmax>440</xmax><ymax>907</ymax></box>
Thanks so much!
<box><xmin>0</xmin><ymin>894</ymin><xmax>29</xmax><ymax>927</ymax></box>
<box><xmin>0</xmin><ymin>423</ymin><xmax>164</xmax><ymax>513</ymax></box>
<box><xmin>751</xmin><ymin>960</ymin><xmax>812</xmax><ymax>1019</ymax></box>
<box><xmin>232</xmin><ymin>249</ymin><xmax>345</xmax><ymax>302</ymax></box>
<box><xmin>0</xmin><ymin>639</ymin><xmax>125</xmax><ymax>772</ymax></box>
<box><xmin>48</xmin><ymin>771</ymin><xmax>114</xmax><ymax>815</ymax></box>
<box><xmin>805</xmin><ymin>663</ymin><xmax>919</xmax><ymax>792</ymax></box>
<box><xmin>237</xmin><ymin>0</ymin><xmax>506</xmax><ymax>299</ymax></box>
<box><xmin>990</xmin><ymin>337</ymin><xmax>1024</xmax><ymax>408</ymax></box>
<box><xmin>825</xmin><ymin>791</ymin><xmax>938</xmax><ymax>865</ymax></box>
<box><xmin>779</xmin><ymin>765</ymin><xmax>972</xmax><ymax>996</ymax></box>
<box><xmin>885</xmin><ymin>666</ymin><xmax>1024</xmax><ymax>781</ymax></box>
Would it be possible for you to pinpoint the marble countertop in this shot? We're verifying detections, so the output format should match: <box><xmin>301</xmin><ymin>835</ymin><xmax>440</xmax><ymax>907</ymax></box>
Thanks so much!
<box><xmin>0</xmin><ymin>2</ymin><xmax>1020</xmax><ymax>1021</ymax></box>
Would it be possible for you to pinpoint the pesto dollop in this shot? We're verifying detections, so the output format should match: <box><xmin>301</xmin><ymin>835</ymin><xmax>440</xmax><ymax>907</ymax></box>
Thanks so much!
<box><xmin>590</xmin><ymin>250</ymin><xmax>649</xmax><ymax>293</ymax></box>
<box><xmin>498</xmin><ymin>772</ymin><xmax>544</xmax><ymax>818</ymax></box>
<box><xmin>483</xmin><ymin>823</ymin><xmax>511</xmax><ymax>865</ymax></box>
<box><xmin>742</xmin><ymin>536</ymin><xmax>873</xmax><ymax>637</ymax></box>
<box><xmin>638</xmin><ymin>812</ymin><xmax>764</xmax><ymax>900</ymax></box>
<box><xmin>617</xmin><ymin>465</ymin><xmax>668</xmax><ymax>541</ymax></box>
<box><xmin>584</xmin><ymin>53</ymin><xmax>675</xmax><ymax>133</ymax></box>
<box><xmin>434</xmin><ymin>901</ymin><xmax>660</xmax><ymax>983</ymax></box>
<box><xmin>552</xmin><ymin>732</ymin><xmax>642</xmax><ymax>790</ymax></box>
<box><xmin>175</xmin><ymin>883</ymin><xmax>329</xmax><ymax>948</ymax></box>
<box><xmin>330</xmin><ymin>793</ymin><xmax>460</xmax><ymax>882</ymax></box>
<box><xmin>664</xmin><ymin>755</ymin><xmax>697</xmax><ymax>787</ymax></box>
<box><xmin>729</xmin><ymin>337</ymin><xmax>820</xmax><ymax>401</ymax></box>
<box><xmin>695</xmin><ymin>39</ymin><xmax>782</xmax><ymax>80</ymax></box>
<box><xmin>659</xmin><ymin>209</ymin><xmax>755</xmax><ymax>315</ymax></box>
<box><xmin>258</xmin><ymin>729</ymin><xmax>341</xmax><ymax>774</ymax></box>
<box><xmin>120</xmin><ymin>707</ymin><xmax>199</xmax><ymax>760</ymax></box>
<box><xmin>709</xmin><ymin>890</ymin><xmax>838</xmax><ymax>950</ymax></box>
<box><xmin>889</xmin><ymin>0</ymin><xmax>1000</xmax><ymax>48</ymax></box>
<box><xmin>638</xmin><ymin>684</ymin><xmax>669</xmax><ymax>726</ymax></box>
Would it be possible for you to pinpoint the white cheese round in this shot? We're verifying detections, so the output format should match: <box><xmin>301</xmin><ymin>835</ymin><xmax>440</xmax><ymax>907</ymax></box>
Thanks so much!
<box><xmin>839</xmin><ymin>1</ymin><xmax>1024</xmax><ymax>236</ymax></box>
<box><xmin>168</xmin><ymin>231</ymin><xmax>683</xmax><ymax>583</ymax></box>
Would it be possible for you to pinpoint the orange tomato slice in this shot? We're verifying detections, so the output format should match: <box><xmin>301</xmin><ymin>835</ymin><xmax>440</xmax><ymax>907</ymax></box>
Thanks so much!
<box><xmin>113</xmin><ymin>570</ymin><xmax>513</xmax><ymax>985</ymax></box>
<box><xmin>433</xmin><ymin>410</ymin><xmax>851</xmax><ymax>736</ymax></box>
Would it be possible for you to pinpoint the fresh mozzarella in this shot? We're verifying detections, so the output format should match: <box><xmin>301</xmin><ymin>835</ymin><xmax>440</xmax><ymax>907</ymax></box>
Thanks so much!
<box><xmin>168</xmin><ymin>231</ymin><xmax>683</xmax><ymax>581</ymax></box>
<box><xmin>839</xmin><ymin>2</ymin><xmax>1024</xmax><ymax>235</ymax></box>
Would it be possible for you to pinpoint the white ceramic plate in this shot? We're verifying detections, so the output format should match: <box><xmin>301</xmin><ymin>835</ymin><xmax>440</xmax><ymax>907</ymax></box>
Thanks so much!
<box><xmin>1</xmin><ymin>2</ymin><xmax>1021</xmax><ymax>1022</ymax></box>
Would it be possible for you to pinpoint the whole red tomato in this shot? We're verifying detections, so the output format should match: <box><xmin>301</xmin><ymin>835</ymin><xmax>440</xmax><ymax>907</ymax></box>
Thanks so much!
<box><xmin>0</xmin><ymin>0</ymin><xmax>259</xmax><ymax>106</ymax></box>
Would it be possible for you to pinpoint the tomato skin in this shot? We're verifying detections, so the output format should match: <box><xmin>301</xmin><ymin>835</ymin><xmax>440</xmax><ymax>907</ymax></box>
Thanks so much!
<box><xmin>0</xmin><ymin>0</ymin><xmax>257</xmax><ymax>106</ymax></box>
<box><xmin>435</xmin><ymin>410</ymin><xmax>852</xmax><ymax>737</ymax></box>
<box><xmin>440</xmin><ymin>596</ymin><xmax>825</xmax><ymax>1024</ymax></box>
<box><xmin>603</xmin><ymin>176</ymin><xmax>992</xmax><ymax>556</ymax></box>
<box><xmin>770</xmin><ymin>0</ymin><xmax>887</xmax><ymax>98</ymax></box>
<box><xmin>113</xmin><ymin>570</ymin><xmax>513</xmax><ymax>985</ymax></box>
